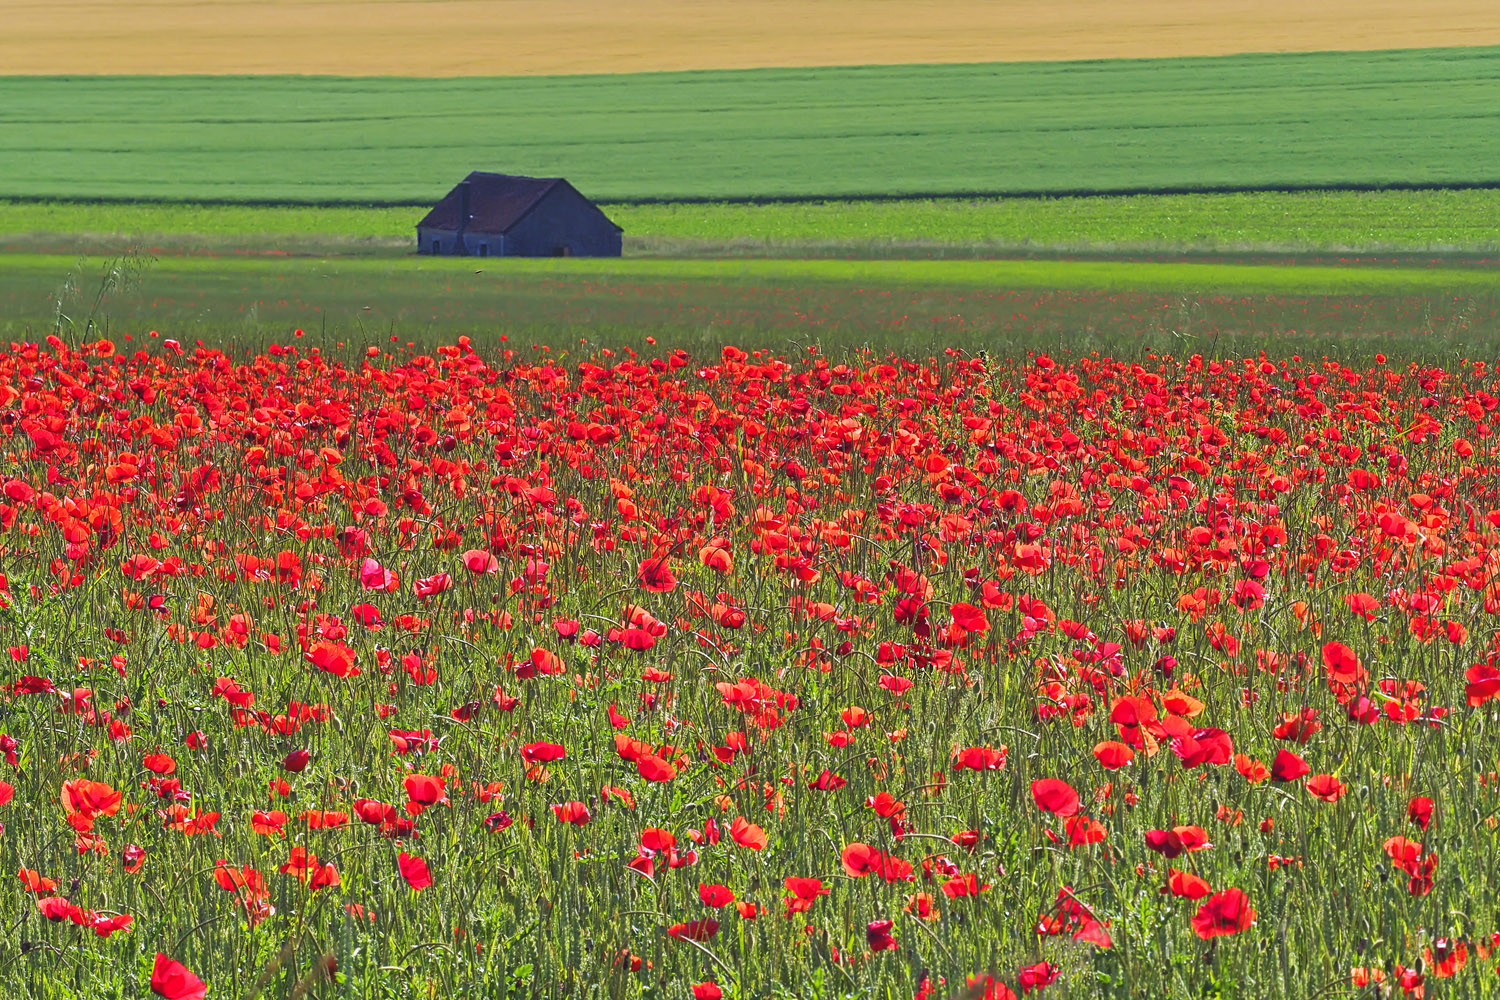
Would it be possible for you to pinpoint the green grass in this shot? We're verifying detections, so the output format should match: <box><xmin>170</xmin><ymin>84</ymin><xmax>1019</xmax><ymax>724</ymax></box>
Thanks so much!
<box><xmin>7</xmin><ymin>252</ymin><xmax>1492</xmax><ymax>296</ymax></box>
<box><xmin>3</xmin><ymin>46</ymin><xmax>1500</xmax><ymax>202</ymax></box>
<box><xmin>6</xmin><ymin>252</ymin><xmax>1496</xmax><ymax>358</ymax></box>
<box><xmin>617</xmin><ymin>189</ymin><xmax>1500</xmax><ymax>254</ymax></box>
<box><xmin>9</xmin><ymin>188</ymin><xmax>1500</xmax><ymax>257</ymax></box>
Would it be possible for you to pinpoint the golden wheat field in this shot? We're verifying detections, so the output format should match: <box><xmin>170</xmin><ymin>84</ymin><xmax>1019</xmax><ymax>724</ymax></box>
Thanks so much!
<box><xmin>7</xmin><ymin>0</ymin><xmax>1500</xmax><ymax>75</ymax></box>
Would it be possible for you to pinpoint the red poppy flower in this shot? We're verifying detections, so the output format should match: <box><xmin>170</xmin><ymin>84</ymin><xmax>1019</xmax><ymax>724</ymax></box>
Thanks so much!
<box><xmin>1030</xmin><ymin>778</ymin><xmax>1080</xmax><ymax>816</ymax></box>
<box><xmin>306</xmin><ymin>640</ymin><xmax>359</xmax><ymax>678</ymax></box>
<box><xmin>460</xmin><ymin>548</ymin><xmax>499</xmax><ymax>574</ymax></box>
<box><xmin>278</xmin><ymin>846</ymin><xmax>318</xmax><ymax>879</ymax></box>
<box><xmin>1164</xmin><ymin>869</ymin><xmax>1212</xmax><ymax>899</ymax></box>
<box><xmin>952</xmin><ymin>745</ymin><xmax>1007</xmax><ymax>771</ymax></box>
<box><xmin>353</xmin><ymin>798</ymin><xmax>397</xmax><ymax>825</ymax></box>
<box><xmin>37</xmin><ymin>895</ymin><xmax>79</xmax><ymax>922</ymax></box>
<box><xmin>397</xmin><ymin>851</ymin><xmax>432</xmax><ymax>890</ymax></box>
<box><xmin>698</xmin><ymin>883</ymin><xmax>734</xmax><ymax>908</ymax></box>
<box><xmin>941</xmin><ymin>873</ymin><xmax>990</xmax><ymax>898</ymax></box>
<box><xmin>551</xmin><ymin>801</ymin><xmax>591</xmax><ymax>826</ymax></box>
<box><xmin>1321</xmin><ymin>641</ymin><xmax>1365</xmax><ymax>684</ymax></box>
<box><xmin>404</xmin><ymin>773</ymin><xmax>447</xmax><ymax>806</ymax></box>
<box><xmin>309</xmin><ymin>862</ymin><xmax>341</xmax><ymax>891</ymax></box>
<box><xmin>667</xmin><ymin>918</ymin><xmax>719</xmax><ymax>941</ymax></box>
<box><xmin>1270</xmin><ymin>749</ymin><xmax>1310</xmax><ymax>783</ymax></box>
<box><xmin>637</xmin><ymin>556</ymin><xmax>677</xmax><ymax>593</ymax></box>
<box><xmin>963</xmin><ymin>975</ymin><xmax>1018</xmax><ymax>1000</ymax></box>
<box><xmin>413</xmin><ymin>572</ymin><xmax>453</xmax><ymax>597</ymax></box>
<box><xmin>358</xmin><ymin>558</ymin><xmax>397</xmax><ymax>591</ymax></box>
<box><xmin>1017</xmin><ymin>962</ymin><xmax>1060</xmax><ymax>992</ymax></box>
<box><xmin>90</xmin><ymin>913</ymin><xmax>133</xmax><ymax>937</ymax></box>
<box><xmin>1092</xmin><ymin>741</ymin><xmax>1135</xmax><ymax>769</ymax></box>
<box><xmin>949</xmin><ymin>602</ymin><xmax>990</xmax><ymax>634</ymax></box>
<box><xmin>150</xmin><ymin>954</ymin><xmax>207</xmax><ymax>1000</ymax></box>
<box><xmin>529</xmin><ymin>647</ymin><xmax>566</xmax><ymax>675</ymax></box>
<box><xmin>637</xmin><ymin>753</ymin><xmax>677</xmax><ymax>782</ymax></box>
<box><xmin>698</xmin><ymin>542</ymin><xmax>732</xmax><ymax>574</ymax></box>
<box><xmin>1466</xmin><ymin>661</ymin><xmax>1500</xmax><ymax>706</ymax></box>
<box><xmin>1144</xmin><ymin>829</ymin><xmax>1186</xmax><ymax>858</ymax></box>
<box><xmin>1234</xmin><ymin>754</ymin><xmax>1270</xmax><ymax>783</ymax></box>
<box><xmin>520</xmin><ymin>742</ymin><xmax>566</xmax><ymax>764</ymax></box>
<box><xmin>18</xmin><ymin>868</ymin><xmax>58</xmax><ymax>894</ymax></box>
<box><xmin>841</xmin><ymin>841</ymin><xmax>886</xmax><ymax>877</ymax></box>
<box><xmin>1065</xmin><ymin>814</ymin><xmax>1108</xmax><ymax>846</ymax></box>
<box><xmin>1424</xmin><ymin>939</ymin><xmax>1469</xmax><ymax>978</ymax></box>
<box><xmin>1174</xmin><ymin>727</ymin><xmax>1233</xmax><ymax>768</ymax></box>
<box><xmin>61</xmin><ymin>778</ymin><xmax>123</xmax><ymax>820</ymax></box>
<box><xmin>783</xmin><ymin>876</ymin><xmax>829</xmax><ymax>901</ymax></box>
<box><xmin>251</xmin><ymin>810</ymin><xmax>288</xmax><ymax>836</ymax></box>
<box><xmin>1190</xmin><ymin>888</ymin><xmax>1256</xmax><ymax>939</ymax></box>
<box><xmin>1306</xmin><ymin>773</ymin><xmax>1347</xmax><ymax>802</ymax></box>
<box><xmin>143</xmin><ymin>753</ymin><xmax>177</xmax><ymax>775</ymax></box>
<box><xmin>730</xmin><ymin>816</ymin><xmax>767</xmax><ymax>850</ymax></box>
<box><xmin>866</xmin><ymin>919</ymin><xmax>898</xmax><ymax>951</ymax></box>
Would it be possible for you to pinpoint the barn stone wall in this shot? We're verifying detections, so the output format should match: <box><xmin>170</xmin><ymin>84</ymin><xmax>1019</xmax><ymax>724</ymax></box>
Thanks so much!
<box><xmin>502</xmin><ymin>187</ymin><xmax>622</xmax><ymax>257</ymax></box>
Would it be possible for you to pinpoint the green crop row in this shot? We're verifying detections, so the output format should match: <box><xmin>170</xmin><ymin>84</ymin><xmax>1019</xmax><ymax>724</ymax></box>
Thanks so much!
<box><xmin>3</xmin><ymin>46</ymin><xmax>1500</xmax><ymax>203</ymax></box>
<box><xmin>7</xmin><ymin>187</ymin><xmax>1500</xmax><ymax>257</ymax></box>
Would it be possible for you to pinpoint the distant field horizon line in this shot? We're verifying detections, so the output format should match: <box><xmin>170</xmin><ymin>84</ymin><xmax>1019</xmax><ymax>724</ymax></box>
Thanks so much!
<box><xmin>7</xmin><ymin>1</ymin><xmax>1500</xmax><ymax>76</ymax></box>
<box><xmin>3</xmin><ymin>39</ymin><xmax>1499</xmax><ymax>83</ymax></box>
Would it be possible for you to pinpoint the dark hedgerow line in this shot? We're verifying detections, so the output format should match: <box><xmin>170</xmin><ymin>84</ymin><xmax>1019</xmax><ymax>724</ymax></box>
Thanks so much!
<box><xmin>10</xmin><ymin>180</ymin><xmax>1500</xmax><ymax>211</ymax></box>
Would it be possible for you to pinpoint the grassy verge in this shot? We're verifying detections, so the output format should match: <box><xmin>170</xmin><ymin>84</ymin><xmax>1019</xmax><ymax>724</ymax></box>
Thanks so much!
<box><xmin>4</xmin><ymin>252</ymin><xmax>1495</xmax><ymax>358</ymax></box>
<box><xmin>3</xmin><ymin>47</ymin><xmax>1500</xmax><ymax>202</ymax></box>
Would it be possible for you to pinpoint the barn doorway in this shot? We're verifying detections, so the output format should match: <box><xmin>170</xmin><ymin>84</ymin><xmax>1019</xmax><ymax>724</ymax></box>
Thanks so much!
<box><xmin>552</xmin><ymin>245</ymin><xmax>572</xmax><ymax>257</ymax></box>
<box><xmin>431</xmin><ymin>240</ymin><xmax>440</xmax><ymax>255</ymax></box>
<box><xmin>477</xmin><ymin>244</ymin><xmax>488</xmax><ymax>257</ymax></box>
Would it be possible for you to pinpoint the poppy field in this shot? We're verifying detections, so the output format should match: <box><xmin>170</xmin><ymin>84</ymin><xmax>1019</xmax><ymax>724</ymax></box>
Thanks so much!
<box><xmin>2</xmin><ymin>329</ymin><xmax>1500</xmax><ymax>999</ymax></box>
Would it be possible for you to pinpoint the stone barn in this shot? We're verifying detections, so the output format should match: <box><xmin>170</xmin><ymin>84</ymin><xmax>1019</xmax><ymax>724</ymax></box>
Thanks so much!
<box><xmin>416</xmin><ymin>172</ymin><xmax>622</xmax><ymax>257</ymax></box>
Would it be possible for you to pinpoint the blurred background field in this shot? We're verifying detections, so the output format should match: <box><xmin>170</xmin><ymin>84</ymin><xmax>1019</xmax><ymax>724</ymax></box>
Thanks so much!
<box><xmin>7</xmin><ymin>0</ymin><xmax>1498</xmax><ymax>75</ymax></box>
<box><xmin>4</xmin><ymin>48</ymin><xmax>1499</xmax><ymax>203</ymax></box>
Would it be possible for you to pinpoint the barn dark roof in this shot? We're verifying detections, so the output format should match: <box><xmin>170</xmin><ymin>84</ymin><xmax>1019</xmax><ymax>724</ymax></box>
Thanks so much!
<box><xmin>417</xmin><ymin>172</ymin><xmax>619</xmax><ymax>234</ymax></box>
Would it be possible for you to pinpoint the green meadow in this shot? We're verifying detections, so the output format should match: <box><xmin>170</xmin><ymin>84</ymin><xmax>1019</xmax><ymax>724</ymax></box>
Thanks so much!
<box><xmin>6</xmin><ymin>252</ymin><xmax>1496</xmax><ymax>357</ymax></box>
<box><xmin>3</xmin><ymin>46</ymin><xmax>1499</xmax><ymax>204</ymax></box>
<box><xmin>7</xmin><ymin>188</ymin><xmax>1500</xmax><ymax>258</ymax></box>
